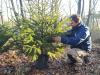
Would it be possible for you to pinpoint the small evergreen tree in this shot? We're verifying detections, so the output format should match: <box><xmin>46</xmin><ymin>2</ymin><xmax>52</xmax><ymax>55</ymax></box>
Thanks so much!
<box><xmin>12</xmin><ymin>0</ymin><xmax>71</xmax><ymax>69</ymax></box>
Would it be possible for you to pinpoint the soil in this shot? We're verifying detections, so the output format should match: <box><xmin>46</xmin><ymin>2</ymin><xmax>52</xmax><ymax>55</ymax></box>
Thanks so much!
<box><xmin>0</xmin><ymin>41</ymin><xmax>100</xmax><ymax>75</ymax></box>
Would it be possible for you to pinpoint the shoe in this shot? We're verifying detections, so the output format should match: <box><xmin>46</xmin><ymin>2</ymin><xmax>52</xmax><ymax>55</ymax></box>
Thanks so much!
<box><xmin>75</xmin><ymin>58</ymin><xmax>83</xmax><ymax>66</ymax></box>
<box><xmin>73</xmin><ymin>66</ymin><xmax>81</xmax><ymax>73</ymax></box>
<box><xmin>75</xmin><ymin>62</ymin><xmax>83</xmax><ymax>66</ymax></box>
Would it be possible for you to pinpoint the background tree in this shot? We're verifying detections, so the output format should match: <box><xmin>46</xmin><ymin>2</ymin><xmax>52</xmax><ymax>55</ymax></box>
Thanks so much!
<box><xmin>86</xmin><ymin>0</ymin><xmax>99</xmax><ymax>28</ymax></box>
<box><xmin>19</xmin><ymin>0</ymin><xmax>25</xmax><ymax>19</ymax></box>
<box><xmin>81</xmin><ymin>0</ymin><xmax>84</xmax><ymax>17</ymax></box>
<box><xmin>77</xmin><ymin>0</ymin><xmax>82</xmax><ymax>15</ymax></box>
<box><xmin>77</xmin><ymin>0</ymin><xmax>84</xmax><ymax>18</ymax></box>
<box><xmin>10</xmin><ymin>0</ymin><xmax>20</xmax><ymax>26</ymax></box>
<box><xmin>0</xmin><ymin>0</ymin><xmax>3</xmax><ymax>24</ymax></box>
<box><xmin>86</xmin><ymin>0</ymin><xmax>92</xmax><ymax>26</ymax></box>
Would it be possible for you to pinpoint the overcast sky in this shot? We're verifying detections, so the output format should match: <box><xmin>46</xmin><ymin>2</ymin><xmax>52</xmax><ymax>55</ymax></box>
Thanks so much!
<box><xmin>61</xmin><ymin>0</ymin><xmax>100</xmax><ymax>16</ymax></box>
<box><xmin>0</xmin><ymin>0</ymin><xmax>100</xmax><ymax>21</ymax></box>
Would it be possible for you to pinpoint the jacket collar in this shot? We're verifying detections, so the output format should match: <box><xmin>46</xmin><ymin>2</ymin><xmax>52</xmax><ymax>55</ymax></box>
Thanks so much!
<box><xmin>72</xmin><ymin>23</ymin><xmax>82</xmax><ymax>30</ymax></box>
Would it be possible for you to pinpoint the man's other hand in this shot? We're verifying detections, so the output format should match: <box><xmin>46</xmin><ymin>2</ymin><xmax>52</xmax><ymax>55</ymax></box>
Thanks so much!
<box><xmin>52</xmin><ymin>36</ymin><xmax>61</xmax><ymax>43</ymax></box>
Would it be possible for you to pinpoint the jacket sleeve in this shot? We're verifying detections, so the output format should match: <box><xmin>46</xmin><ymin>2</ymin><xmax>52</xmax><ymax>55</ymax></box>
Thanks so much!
<box><xmin>61</xmin><ymin>30</ymin><xmax>72</xmax><ymax>36</ymax></box>
<box><xmin>61</xmin><ymin>27</ymin><xmax>90</xmax><ymax>45</ymax></box>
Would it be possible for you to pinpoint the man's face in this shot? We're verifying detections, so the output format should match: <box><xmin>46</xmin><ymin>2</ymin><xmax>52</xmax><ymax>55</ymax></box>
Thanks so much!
<box><xmin>69</xmin><ymin>20</ymin><xmax>78</xmax><ymax>27</ymax></box>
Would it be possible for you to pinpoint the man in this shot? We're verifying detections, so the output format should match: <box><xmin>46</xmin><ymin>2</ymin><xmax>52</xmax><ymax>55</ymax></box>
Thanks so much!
<box><xmin>52</xmin><ymin>14</ymin><xmax>92</xmax><ymax>66</ymax></box>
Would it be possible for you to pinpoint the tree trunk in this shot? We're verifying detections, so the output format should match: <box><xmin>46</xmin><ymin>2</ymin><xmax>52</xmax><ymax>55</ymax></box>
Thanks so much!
<box><xmin>0</xmin><ymin>12</ymin><xmax>3</xmax><ymax>25</ymax></box>
<box><xmin>10</xmin><ymin>0</ymin><xmax>19</xmax><ymax>24</ymax></box>
<box><xmin>69</xmin><ymin>0</ymin><xmax>72</xmax><ymax>15</ymax></box>
<box><xmin>19</xmin><ymin>0</ymin><xmax>24</xmax><ymax>19</ymax></box>
<box><xmin>0</xmin><ymin>0</ymin><xmax>3</xmax><ymax>24</ymax></box>
<box><xmin>35</xmin><ymin>54</ymin><xmax>49</xmax><ymax>69</ymax></box>
<box><xmin>86</xmin><ymin>0</ymin><xmax>92</xmax><ymax>26</ymax></box>
<box><xmin>77</xmin><ymin>0</ymin><xmax>82</xmax><ymax>15</ymax></box>
<box><xmin>81</xmin><ymin>0</ymin><xmax>84</xmax><ymax>18</ymax></box>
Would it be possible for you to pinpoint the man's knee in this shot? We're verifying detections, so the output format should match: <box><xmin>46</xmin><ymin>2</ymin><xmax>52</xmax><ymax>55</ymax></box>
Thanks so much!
<box><xmin>67</xmin><ymin>48</ymin><xmax>77</xmax><ymax>57</ymax></box>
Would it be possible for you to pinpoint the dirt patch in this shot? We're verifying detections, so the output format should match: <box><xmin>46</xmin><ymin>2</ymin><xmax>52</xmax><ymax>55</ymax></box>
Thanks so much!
<box><xmin>91</xmin><ymin>30</ymin><xmax>100</xmax><ymax>41</ymax></box>
<box><xmin>93</xmin><ymin>39</ymin><xmax>100</xmax><ymax>44</ymax></box>
<box><xmin>0</xmin><ymin>44</ymin><xmax>100</xmax><ymax>75</ymax></box>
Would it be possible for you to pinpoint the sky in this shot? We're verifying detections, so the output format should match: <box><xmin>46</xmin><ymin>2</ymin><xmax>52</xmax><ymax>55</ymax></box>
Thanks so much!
<box><xmin>61</xmin><ymin>0</ymin><xmax>100</xmax><ymax>16</ymax></box>
<box><xmin>0</xmin><ymin>0</ymin><xmax>100</xmax><ymax>21</ymax></box>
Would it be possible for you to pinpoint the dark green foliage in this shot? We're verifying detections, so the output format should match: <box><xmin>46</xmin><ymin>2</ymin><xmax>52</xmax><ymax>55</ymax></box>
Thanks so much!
<box><xmin>0</xmin><ymin>0</ymin><xmax>71</xmax><ymax>61</ymax></box>
<box><xmin>11</xmin><ymin>15</ymin><xmax>70</xmax><ymax>61</ymax></box>
<box><xmin>0</xmin><ymin>24</ymin><xmax>12</xmax><ymax>51</ymax></box>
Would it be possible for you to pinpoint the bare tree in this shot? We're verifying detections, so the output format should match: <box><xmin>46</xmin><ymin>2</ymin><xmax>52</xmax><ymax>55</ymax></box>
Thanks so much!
<box><xmin>91</xmin><ymin>0</ymin><xmax>99</xmax><ymax>30</ymax></box>
<box><xmin>69</xmin><ymin>0</ymin><xmax>72</xmax><ymax>15</ymax></box>
<box><xmin>77</xmin><ymin>0</ymin><xmax>82</xmax><ymax>15</ymax></box>
<box><xmin>86</xmin><ymin>0</ymin><xmax>99</xmax><ymax>27</ymax></box>
<box><xmin>77</xmin><ymin>0</ymin><xmax>85</xmax><ymax>18</ymax></box>
<box><xmin>10</xmin><ymin>0</ymin><xmax>20</xmax><ymax>25</ymax></box>
<box><xmin>19</xmin><ymin>0</ymin><xmax>25</xmax><ymax>18</ymax></box>
<box><xmin>81</xmin><ymin>0</ymin><xmax>84</xmax><ymax>17</ymax></box>
<box><xmin>0</xmin><ymin>0</ymin><xmax>3</xmax><ymax>24</ymax></box>
<box><xmin>86</xmin><ymin>0</ymin><xmax>92</xmax><ymax>26</ymax></box>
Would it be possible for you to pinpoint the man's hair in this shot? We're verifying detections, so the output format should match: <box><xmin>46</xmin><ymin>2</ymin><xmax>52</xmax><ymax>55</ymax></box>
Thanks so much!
<box><xmin>70</xmin><ymin>14</ymin><xmax>81</xmax><ymax>23</ymax></box>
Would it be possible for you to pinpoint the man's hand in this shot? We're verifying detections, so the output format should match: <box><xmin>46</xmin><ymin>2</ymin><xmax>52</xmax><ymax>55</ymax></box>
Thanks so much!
<box><xmin>52</xmin><ymin>36</ymin><xmax>61</xmax><ymax>43</ymax></box>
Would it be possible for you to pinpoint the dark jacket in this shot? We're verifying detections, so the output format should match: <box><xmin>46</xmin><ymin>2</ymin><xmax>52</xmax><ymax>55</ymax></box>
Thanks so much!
<box><xmin>61</xmin><ymin>23</ymin><xmax>92</xmax><ymax>51</ymax></box>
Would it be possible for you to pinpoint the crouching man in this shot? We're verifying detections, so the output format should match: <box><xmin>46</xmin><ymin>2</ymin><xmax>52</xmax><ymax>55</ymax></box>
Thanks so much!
<box><xmin>52</xmin><ymin>14</ymin><xmax>92</xmax><ymax>66</ymax></box>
